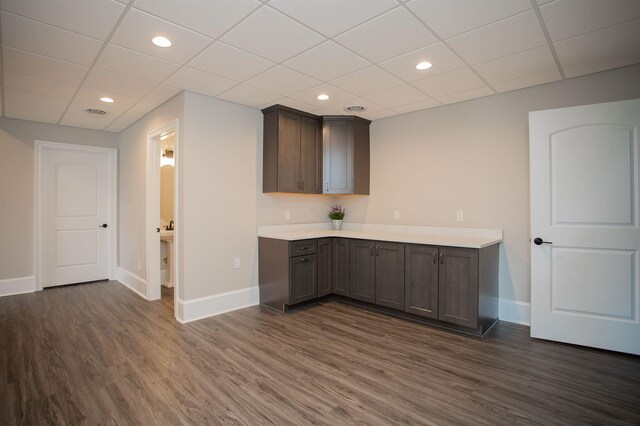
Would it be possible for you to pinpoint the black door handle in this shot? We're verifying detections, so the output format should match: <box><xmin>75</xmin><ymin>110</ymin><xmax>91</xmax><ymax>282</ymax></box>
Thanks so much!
<box><xmin>156</xmin><ymin>228</ymin><xmax>160</xmax><ymax>233</ymax></box>
<box><xmin>99</xmin><ymin>224</ymin><xmax>108</xmax><ymax>228</ymax></box>
<box><xmin>533</xmin><ymin>237</ymin><xmax>552</xmax><ymax>245</ymax></box>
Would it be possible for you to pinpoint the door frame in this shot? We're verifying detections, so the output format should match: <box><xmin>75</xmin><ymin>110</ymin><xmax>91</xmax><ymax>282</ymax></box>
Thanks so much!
<box><xmin>35</xmin><ymin>141</ymin><xmax>118</xmax><ymax>291</ymax></box>
<box><xmin>146</xmin><ymin>119</ymin><xmax>180</xmax><ymax>317</ymax></box>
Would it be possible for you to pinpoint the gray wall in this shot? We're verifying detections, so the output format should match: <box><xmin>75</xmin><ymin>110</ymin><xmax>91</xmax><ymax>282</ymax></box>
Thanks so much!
<box><xmin>0</xmin><ymin>117</ymin><xmax>119</xmax><ymax>281</ymax></box>
<box><xmin>340</xmin><ymin>64</ymin><xmax>640</xmax><ymax>305</ymax></box>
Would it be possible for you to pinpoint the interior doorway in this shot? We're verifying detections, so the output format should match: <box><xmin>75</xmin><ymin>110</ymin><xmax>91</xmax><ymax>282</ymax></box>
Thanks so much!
<box><xmin>35</xmin><ymin>141</ymin><xmax>117</xmax><ymax>289</ymax></box>
<box><xmin>146</xmin><ymin>120</ymin><xmax>180</xmax><ymax>318</ymax></box>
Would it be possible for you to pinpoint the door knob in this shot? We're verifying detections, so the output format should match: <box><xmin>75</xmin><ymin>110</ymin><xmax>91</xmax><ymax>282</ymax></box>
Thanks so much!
<box><xmin>99</xmin><ymin>224</ymin><xmax>108</xmax><ymax>228</ymax></box>
<box><xmin>156</xmin><ymin>228</ymin><xmax>160</xmax><ymax>233</ymax></box>
<box><xmin>533</xmin><ymin>237</ymin><xmax>552</xmax><ymax>245</ymax></box>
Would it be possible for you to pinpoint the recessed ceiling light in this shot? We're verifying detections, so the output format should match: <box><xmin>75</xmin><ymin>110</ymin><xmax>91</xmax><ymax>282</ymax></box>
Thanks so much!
<box><xmin>317</xmin><ymin>94</ymin><xmax>330</xmax><ymax>101</ymax></box>
<box><xmin>416</xmin><ymin>61</ymin><xmax>432</xmax><ymax>70</ymax></box>
<box><xmin>152</xmin><ymin>36</ymin><xmax>172</xmax><ymax>47</ymax></box>
<box><xmin>100</xmin><ymin>97</ymin><xmax>114</xmax><ymax>103</ymax></box>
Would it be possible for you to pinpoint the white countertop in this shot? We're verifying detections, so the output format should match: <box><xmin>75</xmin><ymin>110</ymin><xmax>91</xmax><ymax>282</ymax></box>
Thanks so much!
<box><xmin>258</xmin><ymin>225</ymin><xmax>502</xmax><ymax>249</ymax></box>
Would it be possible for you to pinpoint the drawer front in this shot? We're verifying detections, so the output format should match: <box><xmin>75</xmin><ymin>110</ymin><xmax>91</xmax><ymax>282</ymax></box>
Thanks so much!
<box><xmin>289</xmin><ymin>239</ymin><xmax>317</xmax><ymax>257</ymax></box>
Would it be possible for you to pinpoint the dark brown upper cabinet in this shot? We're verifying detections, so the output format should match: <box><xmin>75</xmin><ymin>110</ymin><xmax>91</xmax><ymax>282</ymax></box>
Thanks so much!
<box><xmin>323</xmin><ymin>116</ymin><xmax>370</xmax><ymax>195</ymax></box>
<box><xmin>262</xmin><ymin>105</ymin><xmax>322</xmax><ymax>194</ymax></box>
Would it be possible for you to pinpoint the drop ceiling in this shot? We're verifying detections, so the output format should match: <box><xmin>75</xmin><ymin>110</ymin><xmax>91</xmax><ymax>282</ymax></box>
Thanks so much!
<box><xmin>1</xmin><ymin>0</ymin><xmax>639</xmax><ymax>132</ymax></box>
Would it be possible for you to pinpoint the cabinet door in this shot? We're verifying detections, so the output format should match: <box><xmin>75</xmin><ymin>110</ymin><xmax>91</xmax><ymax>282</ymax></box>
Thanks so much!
<box><xmin>332</xmin><ymin>238</ymin><xmax>350</xmax><ymax>296</ymax></box>
<box><xmin>300</xmin><ymin>116</ymin><xmax>321</xmax><ymax>194</ymax></box>
<box><xmin>289</xmin><ymin>255</ymin><xmax>317</xmax><ymax>305</ymax></box>
<box><xmin>350</xmin><ymin>240</ymin><xmax>376</xmax><ymax>303</ymax></box>
<box><xmin>278</xmin><ymin>111</ymin><xmax>301</xmax><ymax>193</ymax></box>
<box><xmin>405</xmin><ymin>245</ymin><xmax>439</xmax><ymax>319</ymax></box>
<box><xmin>375</xmin><ymin>242</ymin><xmax>405</xmax><ymax>310</ymax></box>
<box><xmin>323</xmin><ymin>119</ymin><xmax>354</xmax><ymax>194</ymax></box>
<box><xmin>438</xmin><ymin>248</ymin><xmax>479</xmax><ymax>328</ymax></box>
<box><xmin>317</xmin><ymin>239</ymin><xmax>332</xmax><ymax>297</ymax></box>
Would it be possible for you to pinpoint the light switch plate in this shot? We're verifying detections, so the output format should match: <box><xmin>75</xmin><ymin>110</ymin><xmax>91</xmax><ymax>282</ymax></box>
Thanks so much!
<box><xmin>394</xmin><ymin>210</ymin><xmax>400</xmax><ymax>220</ymax></box>
<box><xmin>234</xmin><ymin>258</ymin><xmax>241</xmax><ymax>269</ymax></box>
<box><xmin>456</xmin><ymin>210</ymin><xmax>464</xmax><ymax>221</ymax></box>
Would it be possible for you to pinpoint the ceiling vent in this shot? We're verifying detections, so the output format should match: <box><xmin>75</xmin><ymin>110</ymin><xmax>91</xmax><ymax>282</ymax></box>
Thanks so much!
<box><xmin>344</xmin><ymin>105</ymin><xmax>366</xmax><ymax>113</ymax></box>
<box><xmin>85</xmin><ymin>108</ymin><xmax>107</xmax><ymax>115</ymax></box>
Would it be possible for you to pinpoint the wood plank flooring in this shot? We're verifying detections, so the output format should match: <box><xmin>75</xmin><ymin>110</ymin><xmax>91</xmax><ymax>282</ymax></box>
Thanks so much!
<box><xmin>1</xmin><ymin>281</ymin><xmax>638</xmax><ymax>425</ymax></box>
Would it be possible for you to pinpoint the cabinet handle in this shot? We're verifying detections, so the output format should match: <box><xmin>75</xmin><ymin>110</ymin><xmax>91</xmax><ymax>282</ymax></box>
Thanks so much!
<box><xmin>301</xmin><ymin>181</ymin><xmax>304</xmax><ymax>191</ymax></box>
<box><xmin>433</xmin><ymin>251</ymin><xmax>438</xmax><ymax>263</ymax></box>
<box><xmin>370</xmin><ymin>245</ymin><xmax>374</xmax><ymax>256</ymax></box>
<box><xmin>376</xmin><ymin>246</ymin><xmax>380</xmax><ymax>256</ymax></box>
<box><xmin>440</xmin><ymin>252</ymin><xmax>445</xmax><ymax>264</ymax></box>
<box><xmin>299</xmin><ymin>247</ymin><xmax>309</xmax><ymax>251</ymax></box>
<box><xmin>299</xmin><ymin>258</ymin><xmax>310</xmax><ymax>262</ymax></box>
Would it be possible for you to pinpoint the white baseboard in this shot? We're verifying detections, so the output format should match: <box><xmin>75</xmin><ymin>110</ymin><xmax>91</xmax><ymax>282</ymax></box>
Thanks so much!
<box><xmin>177</xmin><ymin>286</ymin><xmax>259</xmax><ymax>323</ymax></box>
<box><xmin>116</xmin><ymin>267</ymin><xmax>148</xmax><ymax>299</ymax></box>
<box><xmin>0</xmin><ymin>276</ymin><xmax>36</xmax><ymax>297</ymax></box>
<box><xmin>499</xmin><ymin>298</ymin><xmax>531</xmax><ymax>325</ymax></box>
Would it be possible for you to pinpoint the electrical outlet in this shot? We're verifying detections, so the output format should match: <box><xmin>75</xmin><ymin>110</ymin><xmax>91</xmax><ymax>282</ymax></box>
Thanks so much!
<box><xmin>234</xmin><ymin>258</ymin><xmax>241</xmax><ymax>269</ymax></box>
<box><xmin>456</xmin><ymin>210</ymin><xmax>464</xmax><ymax>221</ymax></box>
<box><xmin>393</xmin><ymin>210</ymin><xmax>400</xmax><ymax>220</ymax></box>
<box><xmin>284</xmin><ymin>210</ymin><xmax>290</xmax><ymax>220</ymax></box>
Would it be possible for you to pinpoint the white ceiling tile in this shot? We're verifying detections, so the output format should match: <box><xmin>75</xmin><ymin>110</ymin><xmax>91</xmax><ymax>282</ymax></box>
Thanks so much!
<box><xmin>364</xmin><ymin>84</ymin><xmax>431</xmax><ymax>109</ymax></box>
<box><xmin>269</xmin><ymin>0</ymin><xmax>397</xmax><ymax>37</ymax></box>
<box><xmin>144</xmin><ymin>86</ymin><xmax>182</xmax><ymax>104</ymax></box>
<box><xmin>392</xmin><ymin>98</ymin><xmax>440</xmax><ymax>114</ymax></box>
<box><xmin>360</xmin><ymin>109</ymin><xmax>398</xmax><ymax>121</ymax></box>
<box><xmin>95</xmin><ymin>44</ymin><xmax>180</xmax><ymax>83</ymax></box>
<box><xmin>4</xmin><ymin>88</ymin><xmax>70</xmax><ymax>110</ymax></box>
<box><xmin>105</xmin><ymin>110</ymin><xmax>146</xmax><ymax>132</ymax></box>
<box><xmin>2</xmin><ymin>47</ymin><xmax>89</xmax><ymax>85</ymax></box>
<box><xmin>536</xmin><ymin>0</ymin><xmax>554</xmax><ymax>5</ymax></box>
<box><xmin>407</xmin><ymin>0</ymin><xmax>532</xmax><ymax>39</ymax></box>
<box><xmin>245</xmin><ymin>66</ymin><xmax>320</xmax><ymax>96</ymax></box>
<box><xmin>1</xmin><ymin>11</ymin><xmax>103</xmax><ymax>66</ymax></box>
<box><xmin>188</xmin><ymin>42</ymin><xmax>274</xmax><ymax>82</ymax></box>
<box><xmin>221</xmin><ymin>7</ymin><xmax>325</xmax><ymax>62</ymax></box>
<box><xmin>4</xmin><ymin>102</ymin><xmax>65</xmax><ymax>124</ymax></box>
<box><xmin>413</xmin><ymin>67</ymin><xmax>486</xmax><ymax>98</ymax></box>
<box><xmin>554</xmin><ymin>19</ymin><xmax>640</xmax><ymax>67</ymax></box>
<box><xmin>0</xmin><ymin>0</ymin><xmax>125</xmax><ymax>40</ymax></box>
<box><xmin>492</xmin><ymin>69</ymin><xmax>561</xmax><ymax>92</ymax></box>
<box><xmin>133</xmin><ymin>0</ymin><xmax>260</xmax><ymax>39</ymax></box>
<box><xmin>379</xmin><ymin>43</ymin><xmax>465</xmax><ymax>82</ymax></box>
<box><xmin>75</xmin><ymin>87</ymin><xmax>140</xmax><ymax>110</ymax></box>
<box><xmin>335</xmin><ymin>8</ymin><xmax>438</xmax><ymax>63</ymax></box>
<box><xmin>447</xmin><ymin>11</ymin><xmax>547</xmax><ymax>65</ymax></box>
<box><xmin>563</xmin><ymin>49</ymin><xmax>640</xmax><ymax>79</ymax></box>
<box><xmin>111</xmin><ymin>8</ymin><xmax>213</xmax><ymax>64</ymax></box>
<box><xmin>540</xmin><ymin>0</ymin><xmax>640</xmax><ymax>42</ymax></box>
<box><xmin>3</xmin><ymin>71</ymin><xmax>78</xmax><ymax>99</ymax></box>
<box><xmin>436</xmin><ymin>86</ymin><xmax>494</xmax><ymax>105</ymax></box>
<box><xmin>288</xmin><ymin>83</ymin><xmax>358</xmax><ymax>108</ymax></box>
<box><xmin>165</xmin><ymin>67</ymin><xmax>238</xmax><ymax>97</ymax></box>
<box><xmin>60</xmin><ymin>111</ymin><xmax>115</xmax><ymax>130</ymax></box>
<box><xmin>330</xmin><ymin>66</ymin><xmax>403</xmax><ymax>97</ymax></box>
<box><xmin>262</xmin><ymin>97</ymin><xmax>316</xmax><ymax>112</ymax></box>
<box><xmin>83</xmin><ymin>69</ymin><xmax>156</xmax><ymax>98</ymax></box>
<box><xmin>216</xmin><ymin>84</ymin><xmax>281</xmax><ymax>108</ymax></box>
<box><xmin>283</xmin><ymin>41</ymin><xmax>370</xmax><ymax>82</ymax></box>
<box><xmin>473</xmin><ymin>45</ymin><xmax>558</xmax><ymax>84</ymax></box>
<box><xmin>126</xmin><ymin>98</ymin><xmax>162</xmax><ymax>116</ymax></box>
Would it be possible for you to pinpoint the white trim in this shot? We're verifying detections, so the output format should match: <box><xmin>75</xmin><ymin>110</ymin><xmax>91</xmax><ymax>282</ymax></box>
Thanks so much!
<box><xmin>146</xmin><ymin>120</ymin><xmax>180</xmax><ymax>316</ymax></box>
<box><xmin>35</xmin><ymin>141</ymin><xmax>118</xmax><ymax>290</ymax></box>
<box><xmin>116</xmin><ymin>267</ymin><xmax>148</xmax><ymax>299</ymax></box>
<box><xmin>499</xmin><ymin>298</ymin><xmax>531</xmax><ymax>325</ymax></box>
<box><xmin>0</xmin><ymin>276</ymin><xmax>36</xmax><ymax>297</ymax></box>
<box><xmin>176</xmin><ymin>286</ymin><xmax>260</xmax><ymax>323</ymax></box>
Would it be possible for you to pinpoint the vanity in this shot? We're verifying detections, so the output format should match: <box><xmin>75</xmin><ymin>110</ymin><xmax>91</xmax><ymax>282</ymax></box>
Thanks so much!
<box><xmin>160</xmin><ymin>230</ymin><xmax>174</xmax><ymax>288</ymax></box>
<box><xmin>258</xmin><ymin>225</ymin><xmax>502</xmax><ymax>336</ymax></box>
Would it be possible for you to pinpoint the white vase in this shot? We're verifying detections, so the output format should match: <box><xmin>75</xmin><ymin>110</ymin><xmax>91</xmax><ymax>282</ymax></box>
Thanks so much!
<box><xmin>331</xmin><ymin>219</ymin><xmax>343</xmax><ymax>230</ymax></box>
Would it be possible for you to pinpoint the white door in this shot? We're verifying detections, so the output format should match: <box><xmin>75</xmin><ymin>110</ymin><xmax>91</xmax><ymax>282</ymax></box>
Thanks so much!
<box><xmin>530</xmin><ymin>98</ymin><xmax>640</xmax><ymax>355</ymax></box>
<box><xmin>39</xmin><ymin>143</ymin><xmax>114</xmax><ymax>287</ymax></box>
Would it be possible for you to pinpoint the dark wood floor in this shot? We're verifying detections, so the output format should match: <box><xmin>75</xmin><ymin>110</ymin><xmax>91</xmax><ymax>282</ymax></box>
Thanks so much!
<box><xmin>1</xmin><ymin>281</ymin><xmax>638</xmax><ymax>425</ymax></box>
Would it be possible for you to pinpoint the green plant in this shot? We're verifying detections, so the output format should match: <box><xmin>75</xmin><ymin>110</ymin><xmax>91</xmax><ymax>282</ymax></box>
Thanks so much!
<box><xmin>328</xmin><ymin>204</ymin><xmax>346</xmax><ymax>220</ymax></box>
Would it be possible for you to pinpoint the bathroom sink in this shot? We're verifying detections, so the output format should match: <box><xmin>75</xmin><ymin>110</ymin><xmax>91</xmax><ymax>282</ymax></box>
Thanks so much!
<box><xmin>160</xmin><ymin>230</ymin><xmax>174</xmax><ymax>239</ymax></box>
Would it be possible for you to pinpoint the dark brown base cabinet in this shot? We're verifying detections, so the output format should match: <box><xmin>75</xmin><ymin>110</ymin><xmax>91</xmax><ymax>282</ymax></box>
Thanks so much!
<box><xmin>259</xmin><ymin>237</ymin><xmax>499</xmax><ymax>336</ymax></box>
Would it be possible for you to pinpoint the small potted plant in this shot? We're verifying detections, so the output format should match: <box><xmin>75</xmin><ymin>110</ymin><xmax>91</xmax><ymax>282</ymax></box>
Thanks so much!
<box><xmin>328</xmin><ymin>204</ymin><xmax>346</xmax><ymax>230</ymax></box>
